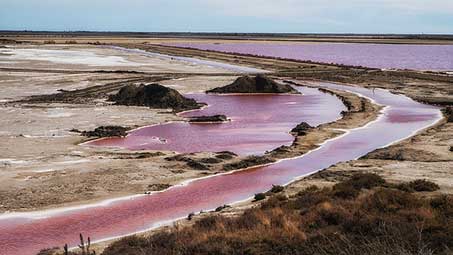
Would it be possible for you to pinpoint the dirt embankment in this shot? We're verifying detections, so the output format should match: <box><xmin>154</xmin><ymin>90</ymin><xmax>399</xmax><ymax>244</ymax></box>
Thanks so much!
<box><xmin>207</xmin><ymin>75</ymin><xmax>299</xmax><ymax>94</ymax></box>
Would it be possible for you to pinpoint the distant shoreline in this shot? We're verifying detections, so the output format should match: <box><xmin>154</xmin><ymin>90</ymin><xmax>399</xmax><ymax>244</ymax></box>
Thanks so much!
<box><xmin>1</xmin><ymin>31</ymin><xmax>453</xmax><ymax>45</ymax></box>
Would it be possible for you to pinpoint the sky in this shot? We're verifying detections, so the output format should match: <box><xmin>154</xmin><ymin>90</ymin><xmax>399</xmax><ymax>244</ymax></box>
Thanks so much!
<box><xmin>1</xmin><ymin>0</ymin><xmax>453</xmax><ymax>34</ymax></box>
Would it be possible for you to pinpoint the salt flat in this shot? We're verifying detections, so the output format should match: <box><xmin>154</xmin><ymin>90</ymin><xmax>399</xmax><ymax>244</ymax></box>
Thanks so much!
<box><xmin>0</xmin><ymin>45</ymin><xmax>259</xmax><ymax>73</ymax></box>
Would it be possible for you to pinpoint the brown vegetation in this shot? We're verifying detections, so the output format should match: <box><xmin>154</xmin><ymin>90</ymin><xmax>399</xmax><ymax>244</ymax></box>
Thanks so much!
<box><xmin>397</xmin><ymin>179</ymin><xmax>440</xmax><ymax>193</ymax></box>
<box><xmin>100</xmin><ymin>174</ymin><xmax>453</xmax><ymax>255</ymax></box>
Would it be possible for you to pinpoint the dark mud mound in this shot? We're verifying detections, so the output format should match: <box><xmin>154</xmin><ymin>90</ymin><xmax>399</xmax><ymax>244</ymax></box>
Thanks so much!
<box><xmin>81</xmin><ymin>126</ymin><xmax>129</xmax><ymax>138</ymax></box>
<box><xmin>110</xmin><ymin>84</ymin><xmax>202</xmax><ymax>112</ymax></box>
<box><xmin>207</xmin><ymin>75</ymin><xmax>299</xmax><ymax>94</ymax></box>
<box><xmin>188</xmin><ymin>115</ymin><xmax>229</xmax><ymax>123</ymax></box>
<box><xmin>291</xmin><ymin>122</ymin><xmax>313</xmax><ymax>136</ymax></box>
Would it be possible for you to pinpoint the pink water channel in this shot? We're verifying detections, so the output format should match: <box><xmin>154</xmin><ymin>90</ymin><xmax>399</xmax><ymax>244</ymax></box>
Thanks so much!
<box><xmin>164</xmin><ymin>42</ymin><xmax>453</xmax><ymax>71</ymax></box>
<box><xmin>0</xmin><ymin>83</ymin><xmax>441</xmax><ymax>255</ymax></box>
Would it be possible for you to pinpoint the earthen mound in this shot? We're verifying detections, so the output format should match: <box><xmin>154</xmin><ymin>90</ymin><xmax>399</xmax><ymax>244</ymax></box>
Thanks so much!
<box><xmin>207</xmin><ymin>75</ymin><xmax>299</xmax><ymax>94</ymax></box>
<box><xmin>110</xmin><ymin>84</ymin><xmax>202</xmax><ymax>112</ymax></box>
<box><xmin>291</xmin><ymin>122</ymin><xmax>313</xmax><ymax>136</ymax></box>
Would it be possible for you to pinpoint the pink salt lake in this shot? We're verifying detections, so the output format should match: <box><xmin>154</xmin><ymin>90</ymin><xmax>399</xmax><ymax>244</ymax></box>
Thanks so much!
<box><xmin>164</xmin><ymin>42</ymin><xmax>453</xmax><ymax>71</ymax></box>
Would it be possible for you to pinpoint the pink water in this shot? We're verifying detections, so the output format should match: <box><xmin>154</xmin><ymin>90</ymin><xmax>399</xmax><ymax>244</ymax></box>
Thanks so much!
<box><xmin>164</xmin><ymin>42</ymin><xmax>453</xmax><ymax>71</ymax></box>
<box><xmin>0</xmin><ymin>83</ymin><xmax>441</xmax><ymax>255</ymax></box>
<box><xmin>86</xmin><ymin>87</ymin><xmax>345</xmax><ymax>155</ymax></box>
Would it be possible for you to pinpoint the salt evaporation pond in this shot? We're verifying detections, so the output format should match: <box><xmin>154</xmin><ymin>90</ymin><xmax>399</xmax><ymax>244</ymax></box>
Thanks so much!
<box><xmin>86</xmin><ymin>86</ymin><xmax>345</xmax><ymax>155</ymax></box>
<box><xmin>0</xmin><ymin>83</ymin><xmax>442</xmax><ymax>255</ymax></box>
<box><xmin>164</xmin><ymin>42</ymin><xmax>453</xmax><ymax>71</ymax></box>
<box><xmin>0</xmin><ymin>48</ymin><xmax>143</xmax><ymax>66</ymax></box>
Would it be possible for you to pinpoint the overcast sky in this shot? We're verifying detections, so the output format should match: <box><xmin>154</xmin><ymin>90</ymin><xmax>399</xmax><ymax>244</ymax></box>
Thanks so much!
<box><xmin>1</xmin><ymin>0</ymin><xmax>452</xmax><ymax>33</ymax></box>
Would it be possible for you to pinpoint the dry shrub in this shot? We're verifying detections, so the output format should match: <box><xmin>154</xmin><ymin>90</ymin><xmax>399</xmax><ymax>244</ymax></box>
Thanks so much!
<box><xmin>343</xmin><ymin>173</ymin><xmax>386</xmax><ymax>190</ymax></box>
<box><xmin>397</xmin><ymin>179</ymin><xmax>440</xmax><ymax>192</ymax></box>
<box><xmin>261</xmin><ymin>194</ymin><xmax>288</xmax><ymax>209</ymax></box>
<box><xmin>292</xmin><ymin>186</ymin><xmax>330</xmax><ymax>210</ymax></box>
<box><xmin>362</xmin><ymin>188</ymin><xmax>422</xmax><ymax>213</ymax></box>
<box><xmin>332</xmin><ymin>182</ymin><xmax>360</xmax><ymax>199</ymax></box>
<box><xmin>332</xmin><ymin>173</ymin><xmax>385</xmax><ymax>199</ymax></box>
